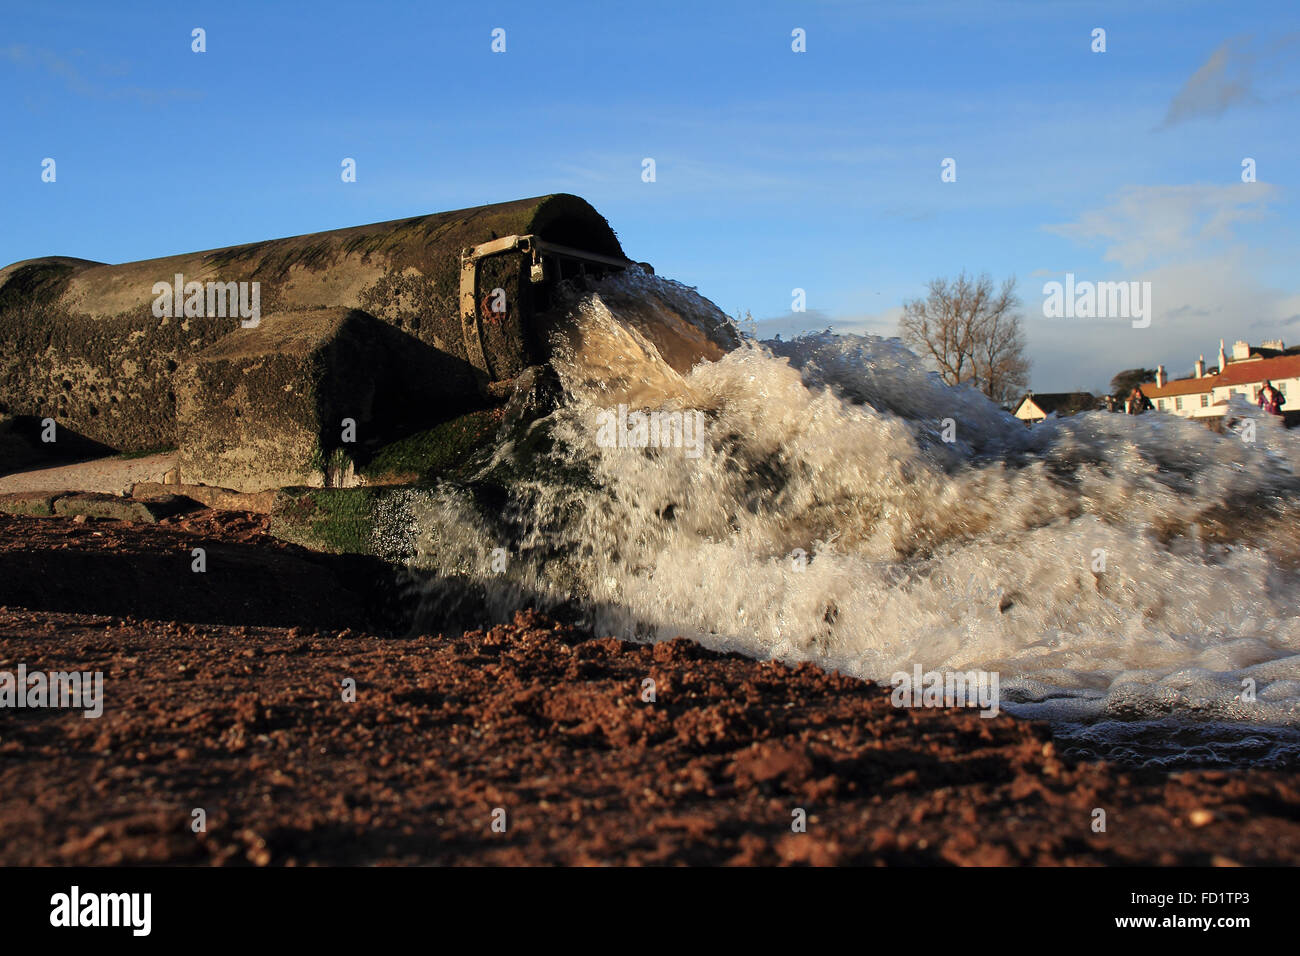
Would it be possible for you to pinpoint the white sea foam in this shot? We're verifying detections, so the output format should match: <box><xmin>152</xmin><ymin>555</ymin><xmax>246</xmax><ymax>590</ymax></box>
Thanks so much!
<box><xmin>385</xmin><ymin>270</ymin><xmax>1300</xmax><ymax>765</ymax></box>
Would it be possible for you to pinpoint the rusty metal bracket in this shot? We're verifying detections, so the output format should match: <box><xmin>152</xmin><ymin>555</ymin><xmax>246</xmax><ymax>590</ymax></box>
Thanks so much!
<box><xmin>459</xmin><ymin>253</ymin><xmax>491</xmax><ymax>379</ymax></box>
<box><xmin>459</xmin><ymin>235</ymin><xmax>645</xmax><ymax>383</ymax></box>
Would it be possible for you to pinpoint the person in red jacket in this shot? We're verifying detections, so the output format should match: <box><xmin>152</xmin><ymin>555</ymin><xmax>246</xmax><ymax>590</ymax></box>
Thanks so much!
<box><xmin>1259</xmin><ymin>381</ymin><xmax>1284</xmax><ymax>416</ymax></box>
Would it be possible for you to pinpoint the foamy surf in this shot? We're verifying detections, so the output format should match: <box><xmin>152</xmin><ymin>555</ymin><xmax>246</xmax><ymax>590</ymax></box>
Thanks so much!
<box><xmin>381</xmin><ymin>269</ymin><xmax>1300</xmax><ymax>767</ymax></box>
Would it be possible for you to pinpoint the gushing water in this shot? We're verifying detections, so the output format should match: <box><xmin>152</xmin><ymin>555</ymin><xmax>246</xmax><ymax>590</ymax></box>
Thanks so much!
<box><xmin>379</xmin><ymin>269</ymin><xmax>1300</xmax><ymax>767</ymax></box>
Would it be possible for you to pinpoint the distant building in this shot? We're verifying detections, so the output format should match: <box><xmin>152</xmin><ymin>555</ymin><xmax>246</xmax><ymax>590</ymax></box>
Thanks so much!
<box><xmin>1012</xmin><ymin>391</ymin><xmax>1097</xmax><ymax>424</ymax></box>
<box><xmin>1140</xmin><ymin>338</ymin><xmax>1300</xmax><ymax>422</ymax></box>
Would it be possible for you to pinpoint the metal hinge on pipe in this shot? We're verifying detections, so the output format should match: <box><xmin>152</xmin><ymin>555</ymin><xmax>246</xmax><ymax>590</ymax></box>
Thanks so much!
<box><xmin>459</xmin><ymin>235</ymin><xmax>649</xmax><ymax>381</ymax></box>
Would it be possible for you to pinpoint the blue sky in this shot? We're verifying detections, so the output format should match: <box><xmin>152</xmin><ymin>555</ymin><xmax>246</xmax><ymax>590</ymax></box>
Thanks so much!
<box><xmin>3</xmin><ymin>0</ymin><xmax>1298</xmax><ymax>392</ymax></box>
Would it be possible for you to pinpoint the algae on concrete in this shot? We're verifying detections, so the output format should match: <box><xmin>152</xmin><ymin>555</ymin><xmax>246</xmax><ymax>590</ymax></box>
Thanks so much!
<box><xmin>360</xmin><ymin>408</ymin><xmax>505</xmax><ymax>484</ymax></box>
<box><xmin>51</xmin><ymin>492</ymin><xmax>191</xmax><ymax>524</ymax></box>
<box><xmin>270</xmin><ymin>487</ymin><xmax>386</xmax><ymax>555</ymax></box>
<box><xmin>0</xmin><ymin>491</ymin><xmax>58</xmax><ymax>516</ymax></box>
<box><xmin>271</xmin><ymin>407</ymin><xmax>510</xmax><ymax>554</ymax></box>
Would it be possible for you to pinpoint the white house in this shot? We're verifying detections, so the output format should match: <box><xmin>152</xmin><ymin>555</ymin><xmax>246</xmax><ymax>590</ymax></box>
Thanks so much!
<box><xmin>1140</xmin><ymin>339</ymin><xmax>1299</xmax><ymax>420</ymax></box>
<box><xmin>1012</xmin><ymin>392</ymin><xmax>1097</xmax><ymax>424</ymax></box>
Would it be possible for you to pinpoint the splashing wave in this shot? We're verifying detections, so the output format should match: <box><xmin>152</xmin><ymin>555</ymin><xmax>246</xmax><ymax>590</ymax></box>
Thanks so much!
<box><xmin>381</xmin><ymin>270</ymin><xmax>1300</xmax><ymax>766</ymax></box>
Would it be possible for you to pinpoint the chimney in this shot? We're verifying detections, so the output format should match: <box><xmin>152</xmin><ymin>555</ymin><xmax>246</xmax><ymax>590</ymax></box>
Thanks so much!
<box><xmin>1195</xmin><ymin>355</ymin><xmax>1205</xmax><ymax>378</ymax></box>
<box><xmin>1157</xmin><ymin>364</ymin><xmax>1167</xmax><ymax>387</ymax></box>
<box><xmin>1219</xmin><ymin>339</ymin><xmax>1227</xmax><ymax>370</ymax></box>
<box><xmin>1233</xmin><ymin>340</ymin><xmax>1250</xmax><ymax>360</ymax></box>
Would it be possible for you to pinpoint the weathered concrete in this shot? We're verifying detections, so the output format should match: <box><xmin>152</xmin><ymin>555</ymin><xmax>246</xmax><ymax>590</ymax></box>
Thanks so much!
<box><xmin>0</xmin><ymin>452</ymin><xmax>176</xmax><ymax>496</ymax></box>
<box><xmin>0</xmin><ymin>195</ymin><xmax>624</xmax><ymax>452</ymax></box>
<box><xmin>0</xmin><ymin>491</ymin><xmax>58</xmax><ymax>516</ymax></box>
<box><xmin>51</xmin><ymin>491</ymin><xmax>193</xmax><ymax>524</ymax></box>
<box><xmin>175</xmin><ymin>307</ymin><xmax>463</xmax><ymax>492</ymax></box>
<box><xmin>130</xmin><ymin>482</ymin><xmax>279</xmax><ymax>514</ymax></box>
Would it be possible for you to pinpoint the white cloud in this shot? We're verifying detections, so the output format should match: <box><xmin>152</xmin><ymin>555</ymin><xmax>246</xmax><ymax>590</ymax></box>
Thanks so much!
<box><xmin>1025</xmin><ymin>252</ymin><xmax>1300</xmax><ymax>391</ymax></box>
<box><xmin>1044</xmin><ymin>183</ymin><xmax>1281</xmax><ymax>269</ymax></box>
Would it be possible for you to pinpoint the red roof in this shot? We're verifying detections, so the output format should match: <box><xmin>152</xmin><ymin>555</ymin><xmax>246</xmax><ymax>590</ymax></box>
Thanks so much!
<box><xmin>1213</xmin><ymin>353</ymin><xmax>1300</xmax><ymax>387</ymax></box>
<box><xmin>1142</xmin><ymin>353</ymin><xmax>1300</xmax><ymax>399</ymax></box>
<box><xmin>1142</xmin><ymin>377</ymin><xmax>1213</xmax><ymax>398</ymax></box>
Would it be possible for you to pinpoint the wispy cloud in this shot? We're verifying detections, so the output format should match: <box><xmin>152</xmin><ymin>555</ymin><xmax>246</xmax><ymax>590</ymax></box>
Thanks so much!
<box><xmin>1160</xmin><ymin>33</ymin><xmax>1300</xmax><ymax>128</ymax></box>
<box><xmin>0</xmin><ymin>44</ymin><xmax>199</xmax><ymax>104</ymax></box>
<box><xmin>1044</xmin><ymin>183</ymin><xmax>1281</xmax><ymax>268</ymax></box>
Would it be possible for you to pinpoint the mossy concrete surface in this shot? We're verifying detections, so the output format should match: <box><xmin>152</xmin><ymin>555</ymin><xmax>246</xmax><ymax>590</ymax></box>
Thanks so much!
<box><xmin>360</xmin><ymin>407</ymin><xmax>505</xmax><ymax>483</ymax></box>
<box><xmin>0</xmin><ymin>491</ymin><xmax>58</xmax><ymax>516</ymax></box>
<box><xmin>52</xmin><ymin>492</ymin><xmax>193</xmax><ymax>524</ymax></box>
<box><xmin>270</xmin><ymin>404</ymin><xmax>508</xmax><ymax>554</ymax></box>
<box><xmin>270</xmin><ymin>487</ymin><xmax>387</xmax><ymax>555</ymax></box>
<box><xmin>0</xmin><ymin>259</ymin><xmax>242</xmax><ymax>453</ymax></box>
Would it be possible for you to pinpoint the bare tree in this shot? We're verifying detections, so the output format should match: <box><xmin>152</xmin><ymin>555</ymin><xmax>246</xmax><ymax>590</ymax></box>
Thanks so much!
<box><xmin>898</xmin><ymin>272</ymin><xmax>1030</xmax><ymax>404</ymax></box>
